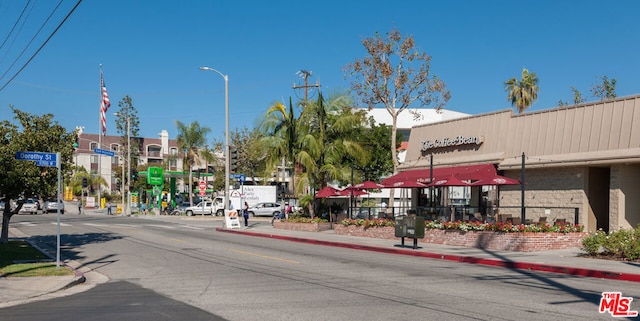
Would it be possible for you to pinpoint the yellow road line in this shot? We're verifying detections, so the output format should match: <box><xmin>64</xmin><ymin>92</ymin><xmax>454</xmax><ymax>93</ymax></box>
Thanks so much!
<box><xmin>231</xmin><ymin>249</ymin><xmax>300</xmax><ymax>264</ymax></box>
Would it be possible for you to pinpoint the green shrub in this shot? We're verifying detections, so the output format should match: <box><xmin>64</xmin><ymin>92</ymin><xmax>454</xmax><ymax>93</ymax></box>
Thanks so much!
<box><xmin>581</xmin><ymin>225</ymin><xmax>640</xmax><ymax>260</ymax></box>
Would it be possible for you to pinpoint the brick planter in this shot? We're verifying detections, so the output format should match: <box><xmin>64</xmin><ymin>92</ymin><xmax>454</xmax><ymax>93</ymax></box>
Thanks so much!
<box><xmin>273</xmin><ymin>221</ymin><xmax>333</xmax><ymax>232</ymax></box>
<box><xmin>331</xmin><ymin>225</ymin><xmax>588</xmax><ymax>252</ymax></box>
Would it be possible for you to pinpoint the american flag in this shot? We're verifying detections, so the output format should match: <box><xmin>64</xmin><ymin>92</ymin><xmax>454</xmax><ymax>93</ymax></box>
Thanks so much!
<box><xmin>100</xmin><ymin>73</ymin><xmax>111</xmax><ymax>136</ymax></box>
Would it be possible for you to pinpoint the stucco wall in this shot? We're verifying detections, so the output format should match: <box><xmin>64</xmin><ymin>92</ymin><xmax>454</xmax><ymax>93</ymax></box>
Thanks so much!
<box><xmin>616</xmin><ymin>164</ymin><xmax>640</xmax><ymax>230</ymax></box>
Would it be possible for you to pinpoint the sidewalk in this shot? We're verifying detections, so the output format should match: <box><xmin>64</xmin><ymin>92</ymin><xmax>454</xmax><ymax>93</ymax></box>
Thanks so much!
<box><xmin>218</xmin><ymin>222</ymin><xmax>640</xmax><ymax>283</ymax></box>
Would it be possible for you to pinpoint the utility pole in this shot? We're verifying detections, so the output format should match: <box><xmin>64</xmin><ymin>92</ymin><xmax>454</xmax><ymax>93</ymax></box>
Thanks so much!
<box><xmin>293</xmin><ymin>70</ymin><xmax>320</xmax><ymax>108</ymax></box>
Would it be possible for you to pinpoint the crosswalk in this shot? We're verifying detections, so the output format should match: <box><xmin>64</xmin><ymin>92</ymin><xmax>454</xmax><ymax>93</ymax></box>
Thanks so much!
<box><xmin>15</xmin><ymin>221</ymin><xmax>207</xmax><ymax>231</ymax></box>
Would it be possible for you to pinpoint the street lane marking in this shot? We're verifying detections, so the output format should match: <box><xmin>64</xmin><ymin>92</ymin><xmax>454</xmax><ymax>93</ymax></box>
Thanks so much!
<box><xmin>181</xmin><ymin>225</ymin><xmax>205</xmax><ymax>230</ymax></box>
<box><xmin>17</xmin><ymin>222</ymin><xmax>36</xmax><ymax>226</ymax></box>
<box><xmin>50</xmin><ymin>222</ymin><xmax>71</xmax><ymax>226</ymax></box>
<box><xmin>83</xmin><ymin>223</ymin><xmax>107</xmax><ymax>227</ymax></box>
<box><xmin>231</xmin><ymin>249</ymin><xmax>300</xmax><ymax>264</ymax></box>
<box><xmin>145</xmin><ymin>224</ymin><xmax>175</xmax><ymax>229</ymax></box>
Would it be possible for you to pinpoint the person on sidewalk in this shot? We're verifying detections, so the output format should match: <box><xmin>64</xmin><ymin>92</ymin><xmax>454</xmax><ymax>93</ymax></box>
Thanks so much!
<box><xmin>106</xmin><ymin>202</ymin><xmax>112</xmax><ymax>215</ymax></box>
<box><xmin>243</xmin><ymin>201</ymin><xmax>249</xmax><ymax>227</ymax></box>
<box><xmin>78</xmin><ymin>201</ymin><xmax>82</xmax><ymax>215</ymax></box>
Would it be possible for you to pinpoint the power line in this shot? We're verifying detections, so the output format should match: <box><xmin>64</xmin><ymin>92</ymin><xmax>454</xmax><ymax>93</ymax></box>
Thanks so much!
<box><xmin>0</xmin><ymin>0</ymin><xmax>83</xmax><ymax>93</ymax></box>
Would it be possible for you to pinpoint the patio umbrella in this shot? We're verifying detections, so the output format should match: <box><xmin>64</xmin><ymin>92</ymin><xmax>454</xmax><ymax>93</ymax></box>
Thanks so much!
<box><xmin>348</xmin><ymin>181</ymin><xmax>385</xmax><ymax>190</ymax></box>
<box><xmin>337</xmin><ymin>188</ymin><xmax>368</xmax><ymax>196</ymax></box>
<box><xmin>381</xmin><ymin>179</ymin><xmax>428</xmax><ymax>188</ymax></box>
<box><xmin>426</xmin><ymin>176</ymin><xmax>471</xmax><ymax>187</ymax></box>
<box><xmin>316</xmin><ymin>186</ymin><xmax>340</xmax><ymax>198</ymax></box>
<box><xmin>470</xmin><ymin>175</ymin><xmax>521</xmax><ymax>186</ymax></box>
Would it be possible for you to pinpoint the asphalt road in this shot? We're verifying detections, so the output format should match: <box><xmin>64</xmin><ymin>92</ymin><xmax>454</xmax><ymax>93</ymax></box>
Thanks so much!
<box><xmin>4</xmin><ymin>212</ymin><xmax>637</xmax><ymax>320</ymax></box>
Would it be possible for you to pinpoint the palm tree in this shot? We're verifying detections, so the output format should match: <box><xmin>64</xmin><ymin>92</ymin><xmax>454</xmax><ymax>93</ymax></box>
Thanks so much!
<box><xmin>175</xmin><ymin>120</ymin><xmax>211</xmax><ymax>205</ymax></box>
<box><xmin>261</xmin><ymin>98</ymin><xmax>298</xmax><ymax>197</ymax></box>
<box><xmin>505</xmin><ymin>68</ymin><xmax>540</xmax><ymax>113</ymax></box>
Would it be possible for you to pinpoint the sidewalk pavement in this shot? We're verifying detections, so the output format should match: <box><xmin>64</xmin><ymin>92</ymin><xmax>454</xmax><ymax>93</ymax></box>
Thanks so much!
<box><xmin>4</xmin><ymin>219</ymin><xmax>640</xmax><ymax>308</ymax></box>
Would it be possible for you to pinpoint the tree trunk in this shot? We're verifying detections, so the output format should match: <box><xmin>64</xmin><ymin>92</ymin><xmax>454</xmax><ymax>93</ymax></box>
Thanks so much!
<box><xmin>1</xmin><ymin>209</ymin><xmax>13</xmax><ymax>244</ymax></box>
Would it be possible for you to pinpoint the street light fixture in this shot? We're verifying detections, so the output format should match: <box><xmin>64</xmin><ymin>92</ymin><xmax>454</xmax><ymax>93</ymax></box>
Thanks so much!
<box><xmin>114</xmin><ymin>111</ymin><xmax>131</xmax><ymax>215</ymax></box>
<box><xmin>199</xmin><ymin>66</ymin><xmax>230</xmax><ymax>213</ymax></box>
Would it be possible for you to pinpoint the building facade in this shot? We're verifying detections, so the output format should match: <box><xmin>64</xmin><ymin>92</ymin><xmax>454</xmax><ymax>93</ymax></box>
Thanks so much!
<box><xmin>396</xmin><ymin>95</ymin><xmax>640</xmax><ymax>233</ymax></box>
<box><xmin>75</xmin><ymin>129</ymin><xmax>184</xmax><ymax>193</ymax></box>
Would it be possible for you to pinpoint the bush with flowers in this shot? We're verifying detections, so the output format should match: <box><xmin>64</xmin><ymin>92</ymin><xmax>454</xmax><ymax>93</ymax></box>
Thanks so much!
<box><xmin>284</xmin><ymin>216</ymin><xmax>328</xmax><ymax>224</ymax></box>
<box><xmin>338</xmin><ymin>218</ymin><xmax>584</xmax><ymax>233</ymax></box>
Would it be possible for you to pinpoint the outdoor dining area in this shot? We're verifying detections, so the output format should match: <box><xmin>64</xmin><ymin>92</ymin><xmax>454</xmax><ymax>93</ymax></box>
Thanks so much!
<box><xmin>314</xmin><ymin>164</ymin><xmax>581</xmax><ymax>225</ymax></box>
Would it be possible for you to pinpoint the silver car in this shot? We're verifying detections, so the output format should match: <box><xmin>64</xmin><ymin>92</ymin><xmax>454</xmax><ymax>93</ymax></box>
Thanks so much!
<box><xmin>45</xmin><ymin>199</ymin><xmax>65</xmax><ymax>214</ymax></box>
<box><xmin>246</xmin><ymin>202</ymin><xmax>283</xmax><ymax>217</ymax></box>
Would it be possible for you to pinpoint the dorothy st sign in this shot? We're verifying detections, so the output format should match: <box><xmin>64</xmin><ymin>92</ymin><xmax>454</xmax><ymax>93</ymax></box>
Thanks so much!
<box><xmin>420</xmin><ymin>135</ymin><xmax>484</xmax><ymax>152</ymax></box>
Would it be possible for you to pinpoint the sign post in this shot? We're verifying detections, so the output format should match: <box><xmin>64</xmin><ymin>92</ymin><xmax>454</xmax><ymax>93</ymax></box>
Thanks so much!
<box><xmin>15</xmin><ymin>152</ymin><xmax>62</xmax><ymax>268</ymax></box>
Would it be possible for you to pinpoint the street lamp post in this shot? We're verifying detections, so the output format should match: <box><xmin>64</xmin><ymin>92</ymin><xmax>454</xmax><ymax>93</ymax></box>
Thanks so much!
<box><xmin>114</xmin><ymin>112</ymin><xmax>131</xmax><ymax>215</ymax></box>
<box><xmin>199</xmin><ymin>66</ymin><xmax>229</xmax><ymax>213</ymax></box>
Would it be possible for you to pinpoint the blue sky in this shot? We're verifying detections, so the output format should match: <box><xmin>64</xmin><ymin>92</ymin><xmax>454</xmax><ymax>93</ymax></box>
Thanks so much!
<box><xmin>0</xmin><ymin>0</ymin><xmax>638</xmax><ymax>141</ymax></box>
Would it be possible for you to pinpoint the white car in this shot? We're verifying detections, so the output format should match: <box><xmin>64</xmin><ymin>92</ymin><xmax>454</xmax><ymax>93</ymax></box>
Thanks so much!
<box><xmin>184</xmin><ymin>201</ymin><xmax>216</xmax><ymax>216</ymax></box>
<box><xmin>246</xmin><ymin>202</ymin><xmax>283</xmax><ymax>217</ymax></box>
<box><xmin>18</xmin><ymin>198</ymin><xmax>40</xmax><ymax>214</ymax></box>
<box><xmin>45</xmin><ymin>199</ymin><xmax>65</xmax><ymax>214</ymax></box>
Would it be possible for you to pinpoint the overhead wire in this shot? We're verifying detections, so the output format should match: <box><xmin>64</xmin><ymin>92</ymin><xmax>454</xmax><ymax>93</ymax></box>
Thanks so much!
<box><xmin>0</xmin><ymin>0</ymin><xmax>63</xmax><ymax>82</ymax></box>
<box><xmin>0</xmin><ymin>0</ymin><xmax>83</xmax><ymax>92</ymax></box>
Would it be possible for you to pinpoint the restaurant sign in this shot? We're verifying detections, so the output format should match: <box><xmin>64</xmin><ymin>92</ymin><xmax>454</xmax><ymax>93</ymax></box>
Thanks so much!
<box><xmin>421</xmin><ymin>135</ymin><xmax>483</xmax><ymax>151</ymax></box>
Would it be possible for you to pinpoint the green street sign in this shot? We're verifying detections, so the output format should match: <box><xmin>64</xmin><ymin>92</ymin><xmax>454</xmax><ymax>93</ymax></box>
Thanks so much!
<box><xmin>147</xmin><ymin>167</ymin><xmax>164</xmax><ymax>185</ymax></box>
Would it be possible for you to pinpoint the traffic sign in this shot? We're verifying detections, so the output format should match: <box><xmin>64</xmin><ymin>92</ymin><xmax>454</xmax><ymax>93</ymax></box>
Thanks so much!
<box><xmin>230</xmin><ymin>173</ymin><xmax>246</xmax><ymax>183</ymax></box>
<box><xmin>199</xmin><ymin>180</ymin><xmax>206</xmax><ymax>196</ymax></box>
<box><xmin>93</xmin><ymin>148</ymin><xmax>115</xmax><ymax>157</ymax></box>
<box><xmin>15</xmin><ymin>151</ymin><xmax>57</xmax><ymax>167</ymax></box>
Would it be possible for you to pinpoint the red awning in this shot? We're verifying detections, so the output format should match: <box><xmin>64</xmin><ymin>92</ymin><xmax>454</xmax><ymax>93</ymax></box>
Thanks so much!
<box><xmin>381</xmin><ymin>164</ymin><xmax>497</xmax><ymax>186</ymax></box>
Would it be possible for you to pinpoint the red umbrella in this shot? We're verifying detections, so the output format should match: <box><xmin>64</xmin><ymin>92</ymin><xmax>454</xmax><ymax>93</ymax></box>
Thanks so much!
<box><xmin>337</xmin><ymin>188</ymin><xmax>368</xmax><ymax>196</ymax></box>
<box><xmin>381</xmin><ymin>179</ymin><xmax>428</xmax><ymax>188</ymax></box>
<box><xmin>348</xmin><ymin>181</ymin><xmax>384</xmax><ymax>190</ymax></box>
<box><xmin>470</xmin><ymin>175</ymin><xmax>521</xmax><ymax>186</ymax></box>
<box><xmin>426</xmin><ymin>176</ymin><xmax>471</xmax><ymax>187</ymax></box>
<box><xmin>316</xmin><ymin>186</ymin><xmax>340</xmax><ymax>198</ymax></box>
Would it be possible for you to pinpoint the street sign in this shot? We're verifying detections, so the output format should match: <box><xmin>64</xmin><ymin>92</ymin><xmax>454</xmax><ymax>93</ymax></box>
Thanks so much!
<box><xmin>199</xmin><ymin>180</ymin><xmax>206</xmax><ymax>196</ymax></box>
<box><xmin>230</xmin><ymin>173</ymin><xmax>246</xmax><ymax>183</ymax></box>
<box><xmin>15</xmin><ymin>151</ymin><xmax>57</xmax><ymax>167</ymax></box>
<box><xmin>93</xmin><ymin>148</ymin><xmax>115</xmax><ymax>157</ymax></box>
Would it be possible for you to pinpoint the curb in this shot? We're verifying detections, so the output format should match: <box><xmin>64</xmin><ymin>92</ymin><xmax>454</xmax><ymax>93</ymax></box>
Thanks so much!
<box><xmin>23</xmin><ymin>238</ymin><xmax>87</xmax><ymax>287</ymax></box>
<box><xmin>216</xmin><ymin>227</ymin><xmax>640</xmax><ymax>283</ymax></box>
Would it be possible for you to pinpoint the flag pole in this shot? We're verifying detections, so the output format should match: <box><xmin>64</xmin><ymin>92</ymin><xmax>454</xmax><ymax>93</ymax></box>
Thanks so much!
<box><xmin>98</xmin><ymin>64</ymin><xmax>103</xmax><ymax>209</ymax></box>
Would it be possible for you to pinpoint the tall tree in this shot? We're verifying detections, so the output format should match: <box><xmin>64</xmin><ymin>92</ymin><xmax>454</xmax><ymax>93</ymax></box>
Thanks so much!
<box><xmin>175</xmin><ymin>120</ymin><xmax>211</xmax><ymax>205</ymax></box>
<box><xmin>261</xmin><ymin>98</ymin><xmax>298</xmax><ymax>196</ymax></box>
<box><xmin>1</xmin><ymin>108</ymin><xmax>75</xmax><ymax>243</ymax></box>
<box><xmin>230</xmin><ymin>126</ymin><xmax>267</xmax><ymax>183</ymax></box>
<box><xmin>505</xmin><ymin>67</ymin><xmax>540</xmax><ymax>114</ymax></box>
<box><xmin>344</xmin><ymin>28</ymin><xmax>450</xmax><ymax>206</ymax></box>
<box><xmin>591</xmin><ymin>75</ymin><xmax>617</xmax><ymax>101</ymax></box>
<box><xmin>571</xmin><ymin>86</ymin><xmax>586</xmax><ymax>105</ymax></box>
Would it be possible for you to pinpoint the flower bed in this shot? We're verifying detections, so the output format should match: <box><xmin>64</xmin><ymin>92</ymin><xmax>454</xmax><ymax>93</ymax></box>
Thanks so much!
<box><xmin>273</xmin><ymin>218</ymin><xmax>332</xmax><ymax>232</ymax></box>
<box><xmin>275</xmin><ymin>218</ymin><xmax>589</xmax><ymax>252</ymax></box>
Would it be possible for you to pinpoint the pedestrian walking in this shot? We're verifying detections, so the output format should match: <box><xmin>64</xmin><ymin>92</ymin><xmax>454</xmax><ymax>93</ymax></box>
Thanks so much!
<box><xmin>243</xmin><ymin>201</ymin><xmax>249</xmax><ymax>227</ymax></box>
<box><xmin>78</xmin><ymin>201</ymin><xmax>82</xmax><ymax>215</ymax></box>
<box><xmin>106</xmin><ymin>202</ymin><xmax>112</xmax><ymax>215</ymax></box>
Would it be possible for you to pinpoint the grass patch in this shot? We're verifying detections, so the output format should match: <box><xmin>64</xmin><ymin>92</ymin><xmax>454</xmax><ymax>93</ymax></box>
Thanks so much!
<box><xmin>0</xmin><ymin>240</ymin><xmax>75</xmax><ymax>277</ymax></box>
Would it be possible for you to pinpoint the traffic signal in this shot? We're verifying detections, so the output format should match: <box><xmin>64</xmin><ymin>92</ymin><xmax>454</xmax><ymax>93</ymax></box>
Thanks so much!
<box><xmin>82</xmin><ymin>177</ymin><xmax>88</xmax><ymax>188</ymax></box>
<box><xmin>73</xmin><ymin>134</ymin><xmax>79</xmax><ymax>150</ymax></box>
<box><xmin>131</xmin><ymin>168</ymin><xmax>138</xmax><ymax>181</ymax></box>
<box><xmin>229</xmin><ymin>146</ymin><xmax>239</xmax><ymax>173</ymax></box>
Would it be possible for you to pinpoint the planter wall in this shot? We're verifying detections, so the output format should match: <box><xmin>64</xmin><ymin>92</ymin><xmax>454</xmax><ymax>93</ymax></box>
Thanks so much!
<box><xmin>331</xmin><ymin>225</ymin><xmax>588</xmax><ymax>252</ymax></box>
<box><xmin>273</xmin><ymin>221</ymin><xmax>332</xmax><ymax>232</ymax></box>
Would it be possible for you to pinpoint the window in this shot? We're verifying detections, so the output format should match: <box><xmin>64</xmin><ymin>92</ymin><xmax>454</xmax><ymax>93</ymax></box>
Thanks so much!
<box><xmin>90</xmin><ymin>155</ymin><xmax>98</xmax><ymax>164</ymax></box>
<box><xmin>89</xmin><ymin>142</ymin><xmax>97</xmax><ymax>150</ymax></box>
<box><xmin>110</xmin><ymin>144</ymin><xmax>120</xmax><ymax>152</ymax></box>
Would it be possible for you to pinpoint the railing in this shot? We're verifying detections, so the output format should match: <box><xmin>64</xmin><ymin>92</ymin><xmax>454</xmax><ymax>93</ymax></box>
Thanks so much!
<box><xmin>342</xmin><ymin>205</ymin><xmax>580</xmax><ymax>225</ymax></box>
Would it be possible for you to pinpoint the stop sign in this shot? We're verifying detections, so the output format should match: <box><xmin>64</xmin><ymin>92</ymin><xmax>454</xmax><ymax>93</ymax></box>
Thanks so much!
<box><xmin>199</xmin><ymin>180</ymin><xmax>206</xmax><ymax>196</ymax></box>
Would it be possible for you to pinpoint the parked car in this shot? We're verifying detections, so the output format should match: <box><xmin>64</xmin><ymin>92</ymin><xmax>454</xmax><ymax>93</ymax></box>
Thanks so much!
<box><xmin>18</xmin><ymin>198</ymin><xmax>40</xmax><ymax>214</ymax></box>
<box><xmin>246</xmin><ymin>202</ymin><xmax>283</xmax><ymax>217</ymax></box>
<box><xmin>184</xmin><ymin>201</ymin><xmax>216</xmax><ymax>216</ymax></box>
<box><xmin>44</xmin><ymin>199</ymin><xmax>65</xmax><ymax>214</ymax></box>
